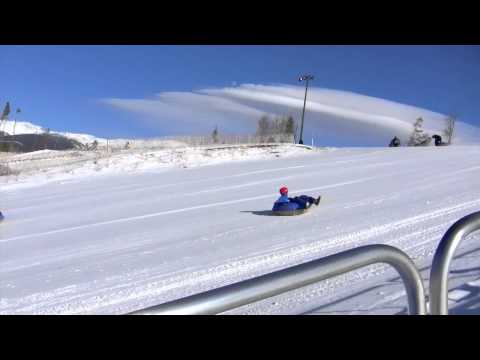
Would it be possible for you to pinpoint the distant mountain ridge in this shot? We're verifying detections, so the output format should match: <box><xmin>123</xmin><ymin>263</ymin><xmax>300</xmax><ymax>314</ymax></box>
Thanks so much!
<box><xmin>1</xmin><ymin>120</ymin><xmax>103</xmax><ymax>145</ymax></box>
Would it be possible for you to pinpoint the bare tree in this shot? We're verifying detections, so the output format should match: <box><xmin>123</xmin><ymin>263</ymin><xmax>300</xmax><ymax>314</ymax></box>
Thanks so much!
<box><xmin>256</xmin><ymin>115</ymin><xmax>270</xmax><ymax>141</ymax></box>
<box><xmin>443</xmin><ymin>115</ymin><xmax>456</xmax><ymax>145</ymax></box>
<box><xmin>285</xmin><ymin>116</ymin><xmax>295</xmax><ymax>135</ymax></box>
<box><xmin>293</xmin><ymin>123</ymin><xmax>299</xmax><ymax>143</ymax></box>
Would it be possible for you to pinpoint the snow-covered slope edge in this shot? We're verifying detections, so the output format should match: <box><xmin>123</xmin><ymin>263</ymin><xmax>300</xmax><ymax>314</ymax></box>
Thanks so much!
<box><xmin>0</xmin><ymin>144</ymin><xmax>317</xmax><ymax>191</ymax></box>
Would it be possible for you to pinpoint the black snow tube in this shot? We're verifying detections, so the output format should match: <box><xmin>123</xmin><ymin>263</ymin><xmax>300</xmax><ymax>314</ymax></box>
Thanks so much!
<box><xmin>0</xmin><ymin>212</ymin><xmax>4</xmax><ymax>222</ymax></box>
<box><xmin>272</xmin><ymin>202</ymin><xmax>309</xmax><ymax>216</ymax></box>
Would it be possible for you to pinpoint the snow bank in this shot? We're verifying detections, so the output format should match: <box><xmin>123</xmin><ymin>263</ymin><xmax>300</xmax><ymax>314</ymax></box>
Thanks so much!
<box><xmin>0</xmin><ymin>144</ymin><xmax>316</xmax><ymax>191</ymax></box>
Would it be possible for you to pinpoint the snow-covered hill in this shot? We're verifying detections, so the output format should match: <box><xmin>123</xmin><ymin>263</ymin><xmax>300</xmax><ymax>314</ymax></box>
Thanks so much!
<box><xmin>104</xmin><ymin>84</ymin><xmax>480</xmax><ymax>146</ymax></box>
<box><xmin>1</xmin><ymin>145</ymin><xmax>479</xmax><ymax>314</ymax></box>
<box><xmin>1</xmin><ymin>120</ymin><xmax>43</xmax><ymax>135</ymax></box>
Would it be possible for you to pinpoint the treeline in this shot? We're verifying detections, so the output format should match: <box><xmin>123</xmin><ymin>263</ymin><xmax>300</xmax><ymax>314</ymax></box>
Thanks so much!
<box><xmin>204</xmin><ymin>115</ymin><xmax>296</xmax><ymax>145</ymax></box>
<box><xmin>255</xmin><ymin>115</ymin><xmax>296</xmax><ymax>143</ymax></box>
<box><xmin>167</xmin><ymin>134</ymin><xmax>288</xmax><ymax>147</ymax></box>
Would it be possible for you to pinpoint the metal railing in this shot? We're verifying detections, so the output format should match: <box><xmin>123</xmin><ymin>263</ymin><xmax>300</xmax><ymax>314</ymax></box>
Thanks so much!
<box><xmin>130</xmin><ymin>244</ymin><xmax>426</xmax><ymax>315</ymax></box>
<box><xmin>429</xmin><ymin>211</ymin><xmax>480</xmax><ymax>315</ymax></box>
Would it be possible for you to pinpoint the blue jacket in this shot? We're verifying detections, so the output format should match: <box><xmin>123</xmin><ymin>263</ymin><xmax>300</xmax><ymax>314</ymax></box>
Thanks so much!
<box><xmin>276</xmin><ymin>195</ymin><xmax>290</xmax><ymax>203</ymax></box>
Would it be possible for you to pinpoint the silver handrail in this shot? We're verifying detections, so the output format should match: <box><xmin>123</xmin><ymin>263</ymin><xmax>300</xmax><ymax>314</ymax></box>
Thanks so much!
<box><xmin>429</xmin><ymin>211</ymin><xmax>480</xmax><ymax>315</ymax></box>
<box><xmin>130</xmin><ymin>244</ymin><xmax>426</xmax><ymax>315</ymax></box>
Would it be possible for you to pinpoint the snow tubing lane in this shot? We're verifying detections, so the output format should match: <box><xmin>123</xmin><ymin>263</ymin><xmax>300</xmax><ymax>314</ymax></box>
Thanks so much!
<box><xmin>272</xmin><ymin>202</ymin><xmax>309</xmax><ymax>216</ymax></box>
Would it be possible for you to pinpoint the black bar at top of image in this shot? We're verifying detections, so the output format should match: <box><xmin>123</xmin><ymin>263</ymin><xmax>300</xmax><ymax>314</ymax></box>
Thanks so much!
<box><xmin>1</xmin><ymin>5</ymin><xmax>479</xmax><ymax>45</ymax></box>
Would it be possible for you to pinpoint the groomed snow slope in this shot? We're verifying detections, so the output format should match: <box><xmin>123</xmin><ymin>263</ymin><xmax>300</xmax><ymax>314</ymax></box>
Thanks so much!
<box><xmin>1</xmin><ymin>146</ymin><xmax>480</xmax><ymax>314</ymax></box>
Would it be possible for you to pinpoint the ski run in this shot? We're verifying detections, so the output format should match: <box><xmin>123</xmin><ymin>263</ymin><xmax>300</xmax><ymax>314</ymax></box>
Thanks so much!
<box><xmin>1</xmin><ymin>145</ymin><xmax>480</xmax><ymax>314</ymax></box>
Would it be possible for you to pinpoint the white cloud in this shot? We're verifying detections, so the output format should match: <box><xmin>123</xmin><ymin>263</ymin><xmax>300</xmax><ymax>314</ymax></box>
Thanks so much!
<box><xmin>102</xmin><ymin>84</ymin><xmax>480</xmax><ymax>146</ymax></box>
<box><xmin>103</xmin><ymin>94</ymin><xmax>270</xmax><ymax>135</ymax></box>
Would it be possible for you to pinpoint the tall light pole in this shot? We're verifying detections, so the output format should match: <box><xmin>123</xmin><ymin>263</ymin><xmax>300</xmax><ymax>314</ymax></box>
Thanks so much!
<box><xmin>298</xmin><ymin>74</ymin><xmax>314</xmax><ymax>145</ymax></box>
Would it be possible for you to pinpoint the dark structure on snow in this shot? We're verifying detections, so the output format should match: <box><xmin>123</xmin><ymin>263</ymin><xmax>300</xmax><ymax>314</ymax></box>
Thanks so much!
<box><xmin>0</xmin><ymin>133</ymin><xmax>84</xmax><ymax>153</ymax></box>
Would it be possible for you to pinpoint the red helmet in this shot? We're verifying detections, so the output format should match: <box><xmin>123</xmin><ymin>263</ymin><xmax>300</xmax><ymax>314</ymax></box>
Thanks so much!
<box><xmin>279</xmin><ymin>186</ymin><xmax>288</xmax><ymax>195</ymax></box>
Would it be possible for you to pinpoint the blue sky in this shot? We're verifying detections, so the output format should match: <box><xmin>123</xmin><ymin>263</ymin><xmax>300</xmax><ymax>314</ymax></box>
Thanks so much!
<box><xmin>1</xmin><ymin>45</ymin><xmax>479</xmax><ymax>141</ymax></box>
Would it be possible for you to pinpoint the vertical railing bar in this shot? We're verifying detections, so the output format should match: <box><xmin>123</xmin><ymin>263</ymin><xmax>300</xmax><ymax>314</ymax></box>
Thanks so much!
<box><xmin>429</xmin><ymin>211</ymin><xmax>480</xmax><ymax>315</ymax></box>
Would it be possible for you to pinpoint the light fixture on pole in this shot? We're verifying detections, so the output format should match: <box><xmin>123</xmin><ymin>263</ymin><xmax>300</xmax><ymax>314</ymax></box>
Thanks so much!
<box><xmin>298</xmin><ymin>74</ymin><xmax>314</xmax><ymax>145</ymax></box>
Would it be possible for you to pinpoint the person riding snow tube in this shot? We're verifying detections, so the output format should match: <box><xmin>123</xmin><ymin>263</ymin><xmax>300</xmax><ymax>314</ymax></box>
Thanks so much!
<box><xmin>272</xmin><ymin>187</ymin><xmax>321</xmax><ymax>215</ymax></box>
<box><xmin>389</xmin><ymin>136</ymin><xmax>401</xmax><ymax>147</ymax></box>
<box><xmin>0</xmin><ymin>211</ymin><xmax>4</xmax><ymax>222</ymax></box>
<box><xmin>432</xmin><ymin>134</ymin><xmax>447</xmax><ymax>146</ymax></box>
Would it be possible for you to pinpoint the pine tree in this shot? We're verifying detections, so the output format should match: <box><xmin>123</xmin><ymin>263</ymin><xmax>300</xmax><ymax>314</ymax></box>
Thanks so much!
<box><xmin>212</xmin><ymin>125</ymin><xmax>219</xmax><ymax>144</ymax></box>
<box><xmin>1</xmin><ymin>102</ymin><xmax>10</xmax><ymax>120</ymax></box>
<box><xmin>0</xmin><ymin>102</ymin><xmax>11</xmax><ymax>135</ymax></box>
<box><xmin>408</xmin><ymin>117</ymin><xmax>432</xmax><ymax>146</ymax></box>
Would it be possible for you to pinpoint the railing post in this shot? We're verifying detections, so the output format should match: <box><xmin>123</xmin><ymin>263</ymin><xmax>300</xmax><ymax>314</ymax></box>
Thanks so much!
<box><xmin>130</xmin><ymin>244</ymin><xmax>426</xmax><ymax>315</ymax></box>
<box><xmin>429</xmin><ymin>211</ymin><xmax>480</xmax><ymax>315</ymax></box>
